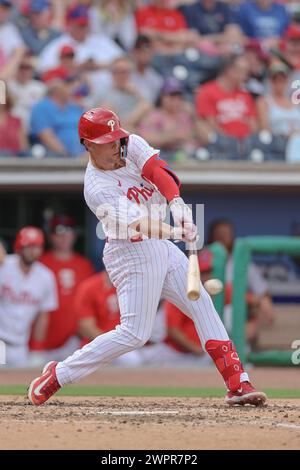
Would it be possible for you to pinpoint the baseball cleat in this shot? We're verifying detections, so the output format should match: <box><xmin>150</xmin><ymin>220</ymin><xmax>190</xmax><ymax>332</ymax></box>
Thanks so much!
<box><xmin>28</xmin><ymin>361</ymin><xmax>60</xmax><ymax>406</ymax></box>
<box><xmin>225</xmin><ymin>381</ymin><xmax>267</xmax><ymax>407</ymax></box>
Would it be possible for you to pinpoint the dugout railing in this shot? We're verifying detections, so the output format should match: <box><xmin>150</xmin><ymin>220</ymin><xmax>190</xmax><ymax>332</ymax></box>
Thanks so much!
<box><xmin>231</xmin><ymin>236</ymin><xmax>300</xmax><ymax>365</ymax></box>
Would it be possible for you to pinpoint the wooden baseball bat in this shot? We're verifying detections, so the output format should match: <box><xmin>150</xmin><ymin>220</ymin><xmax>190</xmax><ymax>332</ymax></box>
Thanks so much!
<box><xmin>187</xmin><ymin>242</ymin><xmax>200</xmax><ymax>300</ymax></box>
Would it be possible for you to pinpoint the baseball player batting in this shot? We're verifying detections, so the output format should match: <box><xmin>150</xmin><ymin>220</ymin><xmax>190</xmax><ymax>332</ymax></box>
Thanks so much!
<box><xmin>28</xmin><ymin>108</ymin><xmax>267</xmax><ymax>407</ymax></box>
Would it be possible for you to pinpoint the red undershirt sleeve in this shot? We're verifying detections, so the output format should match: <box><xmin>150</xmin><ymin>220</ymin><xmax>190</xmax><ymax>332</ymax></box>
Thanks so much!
<box><xmin>141</xmin><ymin>154</ymin><xmax>181</xmax><ymax>202</ymax></box>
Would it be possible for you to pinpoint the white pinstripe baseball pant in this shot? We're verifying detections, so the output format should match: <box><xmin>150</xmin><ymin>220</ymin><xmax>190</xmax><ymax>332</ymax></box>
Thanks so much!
<box><xmin>56</xmin><ymin>239</ymin><xmax>243</xmax><ymax>386</ymax></box>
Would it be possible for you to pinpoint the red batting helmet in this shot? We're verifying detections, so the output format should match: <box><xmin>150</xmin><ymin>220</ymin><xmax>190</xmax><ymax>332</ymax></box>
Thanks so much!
<box><xmin>78</xmin><ymin>108</ymin><xmax>129</xmax><ymax>145</ymax></box>
<box><xmin>14</xmin><ymin>227</ymin><xmax>45</xmax><ymax>253</ymax></box>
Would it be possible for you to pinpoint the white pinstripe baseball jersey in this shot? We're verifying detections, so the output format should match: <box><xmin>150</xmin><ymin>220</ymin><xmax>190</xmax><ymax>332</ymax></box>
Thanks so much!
<box><xmin>0</xmin><ymin>255</ymin><xmax>57</xmax><ymax>346</ymax></box>
<box><xmin>84</xmin><ymin>134</ymin><xmax>167</xmax><ymax>239</ymax></box>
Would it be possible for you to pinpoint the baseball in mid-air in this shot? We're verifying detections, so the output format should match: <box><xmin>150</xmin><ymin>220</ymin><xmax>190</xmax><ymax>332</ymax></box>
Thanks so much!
<box><xmin>204</xmin><ymin>279</ymin><xmax>223</xmax><ymax>295</ymax></box>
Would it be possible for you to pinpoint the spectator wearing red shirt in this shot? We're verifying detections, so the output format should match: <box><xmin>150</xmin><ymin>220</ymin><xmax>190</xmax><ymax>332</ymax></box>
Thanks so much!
<box><xmin>0</xmin><ymin>93</ymin><xmax>29</xmax><ymax>157</ymax></box>
<box><xmin>74</xmin><ymin>271</ymin><xmax>143</xmax><ymax>366</ymax></box>
<box><xmin>30</xmin><ymin>215</ymin><xmax>95</xmax><ymax>360</ymax></box>
<box><xmin>196</xmin><ymin>54</ymin><xmax>257</xmax><ymax>139</ymax></box>
<box><xmin>135</xmin><ymin>0</ymin><xmax>196</xmax><ymax>53</ymax></box>
<box><xmin>196</xmin><ymin>54</ymin><xmax>257</xmax><ymax>159</ymax></box>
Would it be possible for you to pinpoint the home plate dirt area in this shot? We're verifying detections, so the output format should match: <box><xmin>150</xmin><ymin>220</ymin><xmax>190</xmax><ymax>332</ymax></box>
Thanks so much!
<box><xmin>1</xmin><ymin>396</ymin><xmax>300</xmax><ymax>450</ymax></box>
<box><xmin>0</xmin><ymin>368</ymin><xmax>299</xmax><ymax>450</ymax></box>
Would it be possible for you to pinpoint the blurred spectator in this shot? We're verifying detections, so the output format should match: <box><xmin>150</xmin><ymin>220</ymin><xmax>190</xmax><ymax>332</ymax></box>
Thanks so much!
<box><xmin>227</xmin><ymin>0</ymin><xmax>244</xmax><ymax>14</ymax></box>
<box><xmin>0</xmin><ymin>93</ymin><xmax>29</xmax><ymax>157</ymax></box>
<box><xmin>42</xmin><ymin>44</ymin><xmax>78</xmax><ymax>81</ymax></box>
<box><xmin>257</xmin><ymin>62</ymin><xmax>299</xmax><ymax>135</ymax></box>
<box><xmin>18</xmin><ymin>0</ymin><xmax>61</xmax><ymax>56</ymax></box>
<box><xmin>30</xmin><ymin>215</ymin><xmax>94</xmax><ymax>361</ymax></box>
<box><xmin>135</xmin><ymin>0</ymin><xmax>196</xmax><ymax>53</ymax></box>
<box><xmin>244</xmin><ymin>39</ymin><xmax>269</xmax><ymax>98</ymax></box>
<box><xmin>75</xmin><ymin>271</ymin><xmax>142</xmax><ymax>366</ymax></box>
<box><xmin>237</xmin><ymin>0</ymin><xmax>290</xmax><ymax>48</ymax></box>
<box><xmin>0</xmin><ymin>228</ymin><xmax>57</xmax><ymax>367</ymax></box>
<box><xmin>257</xmin><ymin>62</ymin><xmax>300</xmax><ymax>162</ymax></box>
<box><xmin>280</xmin><ymin>23</ymin><xmax>300</xmax><ymax>70</ymax></box>
<box><xmin>135</xmin><ymin>0</ymin><xmax>187</xmax><ymax>33</ymax></box>
<box><xmin>42</xmin><ymin>44</ymin><xmax>91</xmax><ymax>107</ymax></box>
<box><xmin>38</xmin><ymin>4</ymin><xmax>123</xmax><ymax>75</ymax></box>
<box><xmin>176</xmin><ymin>0</ymin><xmax>246</xmax><ymax>57</ymax></box>
<box><xmin>97</xmin><ymin>56</ymin><xmax>152</xmax><ymax>133</ymax></box>
<box><xmin>0</xmin><ymin>0</ymin><xmax>24</xmax><ymax>70</ymax></box>
<box><xmin>30</xmin><ymin>78</ymin><xmax>85</xmax><ymax>158</ymax></box>
<box><xmin>8</xmin><ymin>54</ymin><xmax>46</xmax><ymax>131</ymax></box>
<box><xmin>0</xmin><ymin>45</ymin><xmax>25</xmax><ymax>81</ymax></box>
<box><xmin>131</xmin><ymin>35</ymin><xmax>163</xmax><ymax>104</ymax></box>
<box><xmin>138</xmin><ymin>77</ymin><xmax>197</xmax><ymax>161</ymax></box>
<box><xmin>64</xmin><ymin>73</ymin><xmax>91</xmax><ymax>108</ymax></box>
<box><xmin>89</xmin><ymin>0</ymin><xmax>137</xmax><ymax>52</ymax></box>
<box><xmin>207</xmin><ymin>219</ymin><xmax>275</xmax><ymax>335</ymax></box>
<box><xmin>179</xmin><ymin>0</ymin><xmax>242</xmax><ymax>51</ymax></box>
<box><xmin>195</xmin><ymin>54</ymin><xmax>257</xmax><ymax>158</ymax></box>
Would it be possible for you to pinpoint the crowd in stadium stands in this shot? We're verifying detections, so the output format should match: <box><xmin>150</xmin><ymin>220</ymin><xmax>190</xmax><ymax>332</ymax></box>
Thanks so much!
<box><xmin>0</xmin><ymin>0</ymin><xmax>300</xmax><ymax>161</ymax></box>
<box><xmin>0</xmin><ymin>215</ymin><xmax>274</xmax><ymax>368</ymax></box>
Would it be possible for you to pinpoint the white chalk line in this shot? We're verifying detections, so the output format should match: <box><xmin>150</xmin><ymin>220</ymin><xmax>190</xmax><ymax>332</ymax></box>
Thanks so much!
<box><xmin>97</xmin><ymin>410</ymin><xmax>180</xmax><ymax>416</ymax></box>
<box><xmin>277</xmin><ymin>423</ymin><xmax>300</xmax><ymax>430</ymax></box>
<box><xmin>2</xmin><ymin>411</ymin><xmax>300</xmax><ymax>430</ymax></box>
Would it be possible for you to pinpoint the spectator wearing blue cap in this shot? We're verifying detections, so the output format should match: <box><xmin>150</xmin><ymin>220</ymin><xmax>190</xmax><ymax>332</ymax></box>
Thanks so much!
<box><xmin>0</xmin><ymin>0</ymin><xmax>24</xmax><ymax>71</ymax></box>
<box><xmin>18</xmin><ymin>0</ymin><xmax>62</xmax><ymax>56</ymax></box>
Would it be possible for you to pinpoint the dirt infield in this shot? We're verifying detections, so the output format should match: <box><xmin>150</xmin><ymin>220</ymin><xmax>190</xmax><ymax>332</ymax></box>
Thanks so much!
<box><xmin>0</xmin><ymin>367</ymin><xmax>299</xmax><ymax>450</ymax></box>
<box><xmin>0</xmin><ymin>396</ymin><xmax>300</xmax><ymax>450</ymax></box>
